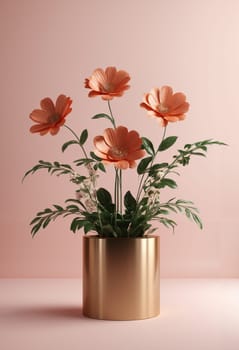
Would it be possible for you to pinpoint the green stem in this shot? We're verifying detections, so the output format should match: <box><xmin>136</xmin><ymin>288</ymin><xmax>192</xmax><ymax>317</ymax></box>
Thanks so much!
<box><xmin>64</xmin><ymin>124</ymin><xmax>88</xmax><ymax>159</ymax></box>
<box><xmin>117</xmin><ymin>169</ymin><xmax>120</xmax><ymax>213</ymax></box>
<box><xmin>64</xmin><ymin>124</ymin><xmax>103</xmax><ymax>231</ymax></box>
<box><xmin>160</xmin><ymin>144</ymin><xmax>201</xmax><ymax>181</ymax></box>
<box><xmin>136</xmin><ymin>126</ymin><xmax>167</xmax><ymax>202</ymax></box>
<box><xmin>113</xmin><ymin>168</ymin><xmax>123</xmax><ymax>215</ymax></box>
<box><xmin>119</xmin><ymin>169</ymin><xmax>122</xmax><ymax>214</ymax></box>
<box><xmin>108</xmin><ymin>101</ymin><xmax>116</xmax><ymax>128</ymax></box>
<box><xmin>162</xmin><ymin>125</ymin><xmax>167</xmax><ymax>141</ymax></box>
<box><xmin>114</xmin><ymin>168</ymin><xmax>118</xmax><ymax>214</ymax></box>
<box><xmin>113</xmin><ymin>167</ymin><xmax>121</xmax><ymax>233</ymax></box>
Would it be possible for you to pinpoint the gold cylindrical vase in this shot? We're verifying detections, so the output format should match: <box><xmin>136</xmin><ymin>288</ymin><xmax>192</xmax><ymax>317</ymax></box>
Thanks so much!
<box><xmin>82</xmin><ymin>235</ymin><xmax>160</xmax><ymax>320</ymax></box>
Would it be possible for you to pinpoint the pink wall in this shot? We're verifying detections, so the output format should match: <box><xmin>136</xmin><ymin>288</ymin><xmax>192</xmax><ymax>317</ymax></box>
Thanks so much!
<box><xmin>0</xmin><ymin>0</ymin><xmax>238</xmax><ymax>277</ymax></box>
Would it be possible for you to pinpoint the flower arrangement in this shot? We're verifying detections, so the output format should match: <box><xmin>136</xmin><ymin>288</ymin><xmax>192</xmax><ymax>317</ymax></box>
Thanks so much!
<box><xmin>24</xmin><ymin>66</ymin><xmax>225</xmax><ymax>237</ymax></box>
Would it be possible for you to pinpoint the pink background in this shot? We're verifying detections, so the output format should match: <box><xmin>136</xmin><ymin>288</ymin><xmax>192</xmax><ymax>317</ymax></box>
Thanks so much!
<box><xmin>0</xmin><ymin>0</ymin><xmax>238</xmax><ymax>278</ymax></box>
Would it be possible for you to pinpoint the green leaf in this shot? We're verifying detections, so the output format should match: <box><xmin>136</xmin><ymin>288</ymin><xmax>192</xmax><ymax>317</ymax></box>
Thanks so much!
<box><xmin>124</xmin><ymin>191</ymin><xmax>137</xmax><ymax>211</ymax></box>
<box><xmin>92</xmin><ymin>113</ymin><xmax>111</xmax><ymax>120</ymax></box>
<box><xmin>155</xmin><ymin>178</ymin><xmax>177</xmax><ymax>189</ymax></box>
<box><xmin>66</xmin><ymin>205</ymin><xmax>80</xmax><ymax>212</ymax></box>
<box><xmin>158</xmin><ymin>136</ymin><xmax>178</xmax><ymax>152</ymax></box>
<box><xmin>137</xmin><ymin>156</ymin><xmax>152</xmax><ymax>175</ymax></box>
<box><xmin>191</xmin><ymin>152</ymin><xmax>206</xmax><ymax>157</ymax></box>
<box><xmin>192</xmin><ymin>213</ymin><xmax>203</xmax><ymax>229</ymax></box>
<box><xmin>31</xmin><ymin>222</ymin><xmax>42</xmax><ymax>237</ymax></box>
<box><xmin>142</xmin><ymin>137</ymin><xmax>155</xmax><ymax>156</ymax></box>
<box><xmin>30</xmin><ymin>217</ymin><xmax>42</xmax><ymax>225</ymax></box>
<box><xmin>53</xmin><ymin>204</ymin><xmax>63</xmax><ymax>211</ymax></box>
<box><xmin>70</xmin><ymin>218</ymin><xmax>88</xmax><ymax>233</ymax></box>
<box><xmin>150</xmin><ymin>162</ymin><xmax>168</xmax><ymax>171</ymax></box>
<box><xmin>36</xmin><ymin>208</ymin><xmax>52</xmax><ymax>216</ymax></box>
<box><xmin>164</xmin><ymin>205</ymin><xmax>178</xmax><ymax>213</ymax></box>
<box><xmin>98</xmin><ymin>162</ymin><xmax>106</xmax><ymax>172</ymax></box>
<box><xmin>159</xmin><ymin>217</ymin><xmax>177</xmax><ymax>231</ymax></box>
<box><xmin>74</xmin><ymin>158</ymin><xmax>94</xmax><ymax>166</ymax></box>
<box><xmin>70</xmin><ymin>175</ymin><xmax>86</xmax><ymax>184</ymax></box>
<box><xmin>146</xmin><ymin>227</ymin><xmax>157</xmax><ymax>235</ymax></box>
<box><xmin>90</xmin><ymin>152</ymin><xmax>102</xmax><ymax>161</ymax></box>
<box><xmin>92</xmin><ymin>113</ymin><xmax>113</xmax><ymax>124</ymax></box>
<box><xmin>38</xmin><ymin>160</ymin><xmax>48</xmax><ymax>165</ymax></box>
<box><xmin>42</xmin><ymin>217</ymin><xmax>51</xmax><ymax>229</ymax></box>
<box><xmin>84</xmin><ymin>222</ymin><xmax>94</xmax><ymax>234</ymax></box>
<box><xmin>79</xmin><ymin>129</ymin><xmax>88</xmax><ymax>146</ymax></box>
<box><xmin>198</xmin><ymin>145</ymin><xmax>207</xmax><ymax>151</ymax></box>
<box><xmin>159</xmin><ymin>209</ymin><xmax>170</xmax><ymax>215</ymax></box>
<box><xmin>149</xmin><ymin>162</ymin><xmax>168</xmax><ymax>176</ymax></box>
<box><xmin>97</xmin><ymin>188</ymin><xmax>112</xmax><ymax>208</ymax></box>
<box><xmin>139</xmin><ymin>197</ymin><xmax>148</xmax><ymax>206</ymax></box>
<box><xmin>101</xmin><ymin>224</ymin><xmax>118</xmax><ymax>237</ymax></box>
<box><xmin>185</xmin><ymin>208</ymin><xmax>191</xmax><ymax>219</ymax></box>
<box><xmin>61</xmin><ymin>164</ymin><xmax>72</xmax><ymax>169</ymax></box>
<box><xmin>62</xmin><ymin>140</ymin><xmax>79</xmax><ymax>152</ymax></box>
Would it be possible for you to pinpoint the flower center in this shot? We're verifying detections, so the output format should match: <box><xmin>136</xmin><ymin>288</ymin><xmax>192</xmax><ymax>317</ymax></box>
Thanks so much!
<box><xmin>158</xmin><ymin>104</ymin><xmax>169</xmax><ymax>113</ymax></box>
<box><xmin>109</xmin><ymin>147</ymin><xmax>127</xmax><ymax>159</ymax></box>
<box><xmin>104</xmin><ymin>83</ymin><xmax>115</xmax><ymax>92</ymax></box>
<box><xmin>49</xmin><ymin>113</ymin><xmax>60</xmax><ymax>124</ymax></box>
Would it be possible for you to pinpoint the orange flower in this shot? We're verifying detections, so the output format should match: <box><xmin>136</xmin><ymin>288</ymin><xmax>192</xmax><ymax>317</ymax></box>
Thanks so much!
<box><xmin>94</xmin><ymin>126</ymin><xmax>145</xmax><ymax>169</ymax></box>
<box><xmin>140</xmin><ymin>86</ymin><xmax>189</xmax><ymax>127</ymax></box>
<box><xmin>85</xmin><ymin>67</ymin><xmax>130</xmax><ymax>100</ymax></box>
<box><xmin>29</xmin><ymin>95</ymin><xmax>72</xmax><ymax>135</ymax></box>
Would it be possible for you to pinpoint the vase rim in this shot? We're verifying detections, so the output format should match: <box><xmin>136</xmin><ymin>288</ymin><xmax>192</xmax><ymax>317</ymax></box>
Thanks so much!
<box><xmin>83</xmin><ymin>234</ymin><xmax>159</xmax><ymax>239</ymax></box>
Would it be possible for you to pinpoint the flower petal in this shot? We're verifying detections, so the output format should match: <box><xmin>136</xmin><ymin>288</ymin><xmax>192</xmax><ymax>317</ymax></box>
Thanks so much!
<box><xmin>50</xmin><ymin>126</ymin><xmax>60</xmax><ymax>135</ymax></box>
<box><xmin>141</xmin><ymin>85</ymin><xmax>189</xmax><ymax>127</ymax></box>
<box><xmin>103</xmin><ymin>128</ymin><xmax>117</xmax><ymax>147</ymax></box>
<box><xmin>128</xmin><ymin>160</ymin><xmax>136</xmax><ymax>168</ymax></box>
<box><xmin>90</xmin><ymin>69</ymin><xmax>107</xmax><ymax>91</ymax></box>
<box><xmin>94</xmin><ymin>136</ymin><xmax>110</xmax><ymax>154</ymax></box>
<box><xmin>169</xmin><ymin>92</ymin><xmax>186</xmax><ymax>109</ymax></box>
<box><xmin>159</xmin><ymin>86</ymin><xmax>173</xmax><ymax>106</ymax></box>
<box><xmin>170</xmin><ymin>102</ymin><xmax>190</xmax><ymax>115</ymax></box>
<box><xmin>94</xmin><ymin>149</ymin><xmax>107</xmax><ymax>160</ymax></box>
<box><xmin>30</xmin><ymin>123</ymin><xmax>51</xmax><ymax>133</ymax></box>
<box><xmin>55</xmin><ymin>95</ymin><xmax>67</xmax><ymax>114</ymax></box>
<box><xmin>105</xmin><ymin>67</ymin><xmax>117</xmax><ymax>82</ymax></box>
<box><xmin>114</xmin><ymin>126</ymin><xmax>128</xmax><ymax>147</ymax></box>
<box><xmin>29</xmin><ymin>94</ymin><xmax>72</xmax><ymax>136</ymax></box>
<box><xmin>62</xmin><ymin>97</ymin><xmax>72</xmax><ymax>118</ymax></box>
<box><xmin>30</xmin><ymin>109</ymin><xmax>50</xmax><ymax>123</ymax></box>
<box><xmin>127</xmin><ymin>149</ymin><xmax>146</xmax><ymax>160</ymax></box>
<box><xmin>115</xmin><ymin>160</ymin><xmax>129</xmax><ymax>169</ymax></box>
<box><xmin>149</xmin><ymin>88</ymin><xmax>160</xmax><ymax>108</ymax></box>
<box><xmin>126</xmin><ymin>130</ymin><xmax>142</xmax><ymax>151</ymax></box>
<box><xmin>165</xmin><ymin>114</ymin><xmax>186</xmax><ymax>122</ymax></box>
<box><xmin>40</xmin><ymin>98</ymin><xmax>55</xmax><ymax>113</ymax></box>
<box><xmin>85</xmin><ymin>66</ymin><xmax>130</xmax><ymax>100</ymax></box>
<box><xmin>101</xmin><ymin>94</ymin><xmax>114</xmax><ymax>101</ymax></box>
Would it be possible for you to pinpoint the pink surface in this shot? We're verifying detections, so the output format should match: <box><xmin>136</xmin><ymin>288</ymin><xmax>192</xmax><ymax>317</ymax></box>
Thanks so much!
<box><xmin>1</xmin><ymin>279</ymin><xmax>239</xmax><ymax>350</ymax></box>
<box><xmin>0</xmin><ymin>0</ymin><xmax>239</xmax><ymax>277</ymax></box>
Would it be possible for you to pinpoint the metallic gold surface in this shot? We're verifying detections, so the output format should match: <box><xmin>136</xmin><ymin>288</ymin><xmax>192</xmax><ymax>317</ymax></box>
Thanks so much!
<box><xmin>82</xmin><ymin>235</ymin><xmax>160</xmax><ymax>320</ymax></box>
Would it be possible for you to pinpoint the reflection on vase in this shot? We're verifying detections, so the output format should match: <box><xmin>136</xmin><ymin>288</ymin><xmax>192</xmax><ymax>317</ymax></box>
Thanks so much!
<box><xmin>83</xmin><ymin>235</ymin><xmax>160</xmax><ymax>320</ymax></box>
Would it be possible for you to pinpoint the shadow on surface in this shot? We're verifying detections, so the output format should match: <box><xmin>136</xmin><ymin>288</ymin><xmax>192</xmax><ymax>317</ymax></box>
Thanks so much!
<box><xmin>0</xmin><ymin>305</ymin><xmax>86</xmax><ymax>322</ymax></box>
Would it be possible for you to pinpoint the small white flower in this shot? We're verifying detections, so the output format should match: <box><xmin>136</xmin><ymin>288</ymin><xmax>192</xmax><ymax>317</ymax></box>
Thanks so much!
<box><xmin>76</xmin><ymin>190</ymin><xmax>85</xmax><ymax>200</ymax></box>
<box><xmin>83</xmin><ymin>178</ymin><xmax>91</xmax><ymax>187</ymax></box>
<box><xmin>146</xmin><ymin>187</ymin><xmax>160</xmax><ymax>206</ymax></box>
<box><xmin>70</xmin><ymin>172</ymin><xmax>79</xmax><ymax>180</ymax></box>
<box><xmin>85</xmin><ymin>199</ymin><xmax>97</xmax><ymax>213</ymax></box>
<box><xmin>156</xmin><ymin>170</ymin><xmax>164</xmax><ymax>179</ymax></box>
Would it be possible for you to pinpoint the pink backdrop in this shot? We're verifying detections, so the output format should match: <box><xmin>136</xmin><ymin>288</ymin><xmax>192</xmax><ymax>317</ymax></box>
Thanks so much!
<box><xmin>0</xmin><ymin>0</ymin><xmax>238</xmax><ymax>278</ymax></box>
